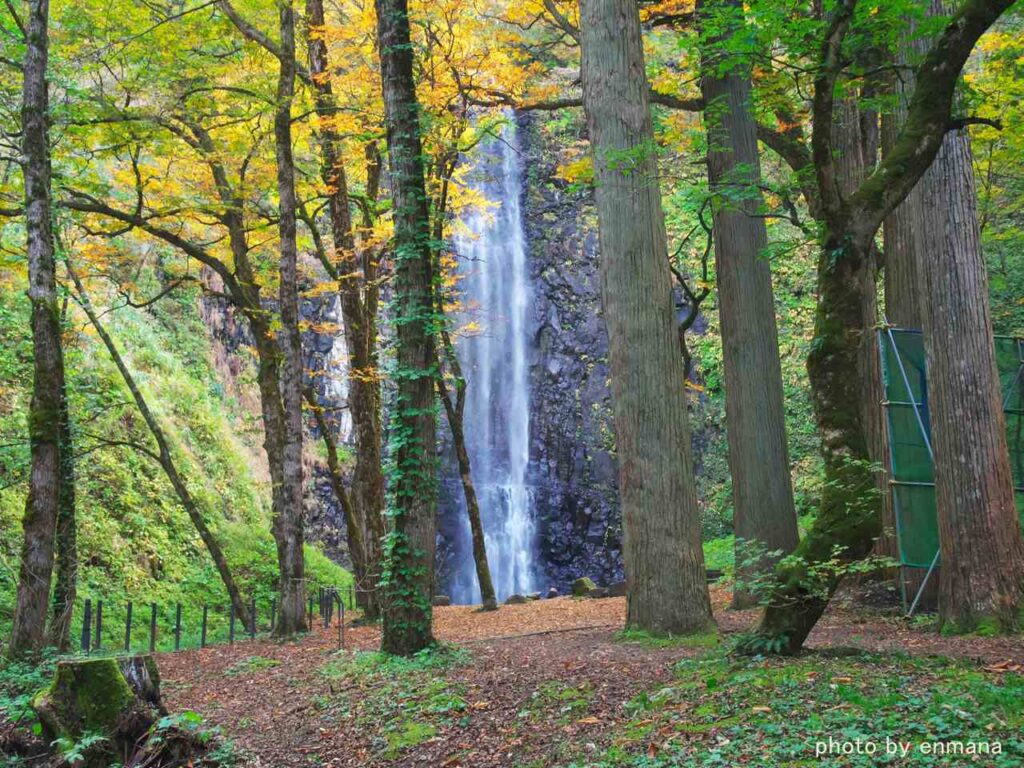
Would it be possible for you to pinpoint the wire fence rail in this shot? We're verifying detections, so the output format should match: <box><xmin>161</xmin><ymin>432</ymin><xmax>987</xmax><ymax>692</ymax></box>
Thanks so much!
<box><xmin>72</xmin><ymin>584</ymin><xmax>354</xmax><ymax>655</ymax></box>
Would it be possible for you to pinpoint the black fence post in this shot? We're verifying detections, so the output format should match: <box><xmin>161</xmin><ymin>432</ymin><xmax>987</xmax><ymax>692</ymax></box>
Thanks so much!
<box><xmin>307</xmin><ymin>596</ymin><xmax>314</xmax><ymax>628</ymax></box>
<box><xmin>81</xmin><ymin>599</ymin><xmax>92</xmax><ymax>653</ymax></box>
<box><xmin>95</xmin><ymin>600</ymin><xmax>103</xmax><ymax>650</ymax></box>
<box><xmin>229</xmin><ymin>602</ymin><xmax>235</xmax><ymax>644</ymax></box>
<box><xmin>249</xmin><ymin>596</ymin><xmax>256</xmax><ymax>638</ymax></box>
<box><xmin>270</xmin><ymin>598</ymin><xmax>276</xmax><ymax>632</ymax></box>
<box><xmin>124</xmin><ymin>601</ymin><xmax>133</xmax><ymax>652</ymax></box>
<box><xmin>174</xmin><ymin>603</ymin><xmax>182</xmax><ymax>651</ymax></box>
<box><xmin>149</xmin><ymin>603</ymin><xmax>157</xmax><ymax>652</ymax></box>
<box><xmin>201</xmin><ymin>605</ymin><xmax>208</xmax><ymax>648</ymax></box>
<box><xmin>348</xmin><ymin>584</ymin><xmax>354</xmax><ymax>610</ymax></box>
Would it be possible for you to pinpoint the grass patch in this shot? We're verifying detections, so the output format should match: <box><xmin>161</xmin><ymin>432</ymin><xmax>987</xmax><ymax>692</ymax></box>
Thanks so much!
<box><xmin>224</xmin><ymin>656</ymin><xmax>281</xmax><ymax>677</ymax></box>
<box><xmin>569</xmin><ymin>651</ymin><xmax>1024</xmax><ymax>767</ymax></box>
<box><xmin>616</xmin><ymin>628</ymin><xmax>720</xmax><ymax>649</ymax></box>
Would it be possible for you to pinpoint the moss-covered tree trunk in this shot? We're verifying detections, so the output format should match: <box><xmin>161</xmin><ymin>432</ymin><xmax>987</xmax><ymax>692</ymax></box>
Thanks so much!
<box><xmin>579</xmin><ymin>0</ymin><xmax>714</xmax><ymax>635</ymax></box>
<box><xmin>10</xmin><ymin>0</ymin><xmax>64</xmax><ymax>658</ymax></box>
<box><xmin>698</xmin><ymin>0</ymin><xmax>799</xmax><ymax>609</ymax></box>
<box><xmin>49</xmin><ymin>369</ymin><xmax>76</xmax><ymax>651</ymax></box>
<box><xmin>376</xmin><ymin>0</ymin><xmax>439</xmax><ymax>656</ymax></box>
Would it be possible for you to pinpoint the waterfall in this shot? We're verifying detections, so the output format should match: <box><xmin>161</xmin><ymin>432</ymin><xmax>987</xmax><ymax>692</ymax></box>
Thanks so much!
<box><xmin>449</xmin><ymin>115</ymin><xmax>538</xmax><ymax>603</ymax></box>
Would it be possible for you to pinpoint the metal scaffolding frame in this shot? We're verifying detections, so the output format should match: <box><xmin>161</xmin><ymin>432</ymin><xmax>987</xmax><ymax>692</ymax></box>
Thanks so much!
<box><xmin>878</xmin><ymin>324</ymin><xmax>1024</xmax><ymax>615</ymax></box>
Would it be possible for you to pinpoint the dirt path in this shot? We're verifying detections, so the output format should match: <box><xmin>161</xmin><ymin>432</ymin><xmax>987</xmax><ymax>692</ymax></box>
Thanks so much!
<box><xmin>157</xmin><ymin>589</ymin><xmax>1024</xmax><ymax>767</ymax></box>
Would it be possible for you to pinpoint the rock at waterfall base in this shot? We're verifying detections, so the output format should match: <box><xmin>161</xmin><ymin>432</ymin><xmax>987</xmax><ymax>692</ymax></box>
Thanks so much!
<box><xmin>571</xmin><ymin>577</ymin><xmax>597</xmax><ymax>597</ymax></box>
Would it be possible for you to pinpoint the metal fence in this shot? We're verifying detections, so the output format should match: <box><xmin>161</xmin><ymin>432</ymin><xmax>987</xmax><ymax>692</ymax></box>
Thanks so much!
<box><xmin>75</xmin><ymin>585</ymin><xmax>353</xmax><ymax>654</ymax></box>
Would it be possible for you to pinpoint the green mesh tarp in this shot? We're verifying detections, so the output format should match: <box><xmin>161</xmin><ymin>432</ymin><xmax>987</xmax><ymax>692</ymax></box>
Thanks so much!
<box><xmin>879</xmin><ymin>329</ymin><xmax>1024</xmax><ymax>568</ymax></box>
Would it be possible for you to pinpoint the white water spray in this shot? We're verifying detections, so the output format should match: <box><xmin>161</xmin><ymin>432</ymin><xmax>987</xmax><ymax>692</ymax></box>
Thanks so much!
<box><xmin>450</xmin><ymin>115</ymin><xmax>538</xmax><ymax>603</ymax></box>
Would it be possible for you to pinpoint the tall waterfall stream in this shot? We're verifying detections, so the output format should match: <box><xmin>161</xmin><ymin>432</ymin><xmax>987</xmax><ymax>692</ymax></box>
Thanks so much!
<box><xmin>448</xmin><ymin>117</ymin><xmax>539</xmax><ymax>604</ymax></box>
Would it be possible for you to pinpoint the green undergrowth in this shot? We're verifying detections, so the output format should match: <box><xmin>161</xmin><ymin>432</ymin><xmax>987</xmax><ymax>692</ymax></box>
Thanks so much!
<box><xmin>569</xmin><ymin>651</ymin><xmax>1024</xmax><ymax>767</ymax></box>
<box><xmin>616</xmin><ymin>628</ymin><xmax>720</xmax><ymax>650</ymax></box>
<box><xmin>317</xmin><ymin>645</ymin><xmax>470</xmax><ymax>760</ymax></box>
<box><xmin>0</xmin><ymin>278</ymin><xmax>351</xmax><ymax>646</ymax></box>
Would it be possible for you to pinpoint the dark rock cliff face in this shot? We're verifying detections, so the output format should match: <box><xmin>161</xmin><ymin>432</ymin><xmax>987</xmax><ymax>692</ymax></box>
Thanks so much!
<box><xmin>520</xmin><ymin>113</ymin><xmax>623</xmax><ymax>591</ymax></box>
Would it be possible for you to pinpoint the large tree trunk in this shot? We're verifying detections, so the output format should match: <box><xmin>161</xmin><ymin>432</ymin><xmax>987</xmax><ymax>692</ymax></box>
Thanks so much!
<box><xmin>375</xmin><ymin>0</ymin><xmax>439</xmax><ymax>655</ymax></box>
<box><xmin>48</xmin><ymin>367</ymin><xmax>76</xmax><ymax>651</ymax></box>
<box><xmin>579</xmin><ymin>0</ymin><xmax>714</xmax><ymax>635</ymax></box>
<box><xmin>699</xmin><ymin>0</ymin><xmax>798</xmax><ymax>609</ymax></box>
<box><xmin>9</xmin><ymin>0</ymin><xmax>64</xmax><ymax>658</ymax></box>
<box><xmin>272</xmin><ymin>0</ymin><xmax>307</xmax><ymax>636</ymax></box>
<box><xmin>436</xmin><ymin>331</ymin><xmax>498</xmax><ymax>611</ymax></box>
<box><xmin>916</xmin><ymin>126</ymin><xmax>1024</xmax><ymax>632</ymax></box>
<box><xmin>306</xmin><ymin>0</ymin><xmax>386</xmax><ymax>621</ymax></box>
<box><xmin>67</xmin><ymin>264</ymin><xmax>253</xmax><ymax>631</ymax></box>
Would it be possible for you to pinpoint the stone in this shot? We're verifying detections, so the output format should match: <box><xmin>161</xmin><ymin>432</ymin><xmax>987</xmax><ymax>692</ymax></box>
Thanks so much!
<box><xmin>571</xmin><ymin>577</ymin><xmax>597</xmax><ymax>597</ymax></box>
<box><xmin>608</xmin><ymin>581</ymin><xmax>628</xmax><ymax>597</ymax></box>
<box><xmin>505</xmin><ymin>594</ymin><xmax>529</xmax><ymax>605</ymax></box>
<box><xmin>432</xmin><ymin>594</ymin><xmax>451</xmax><ymax>607</ymax></box>
<box><xmin>587</xmin><ymin>587</ymin><xmax>610</xmax><ymax>599</ymax></box>
<box><xmin>546</xmin><ymin>587</ymin><xmax>559</xmax><ymax>599</ymax></box>
<box><xmin>526</xmin><ymin>592</ymin><xmax>542</xmax><ymax>601</ymax></box>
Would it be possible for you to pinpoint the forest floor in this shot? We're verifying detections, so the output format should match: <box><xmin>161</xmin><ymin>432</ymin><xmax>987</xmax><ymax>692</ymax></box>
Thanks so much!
<box><xmin>159</xmin><ymin>586</ymin><xmax>1024</xmax><ymax>767</ymax></box>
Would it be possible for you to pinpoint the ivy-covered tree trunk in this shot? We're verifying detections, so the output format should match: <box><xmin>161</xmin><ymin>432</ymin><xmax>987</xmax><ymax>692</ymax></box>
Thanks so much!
<box><xmin>699</xmin><ymin>0</ymin><xmax>798</xmax><ymax>609</ymax></box>
<box><xmin>579</xmin><ymin>0</ymin><xmax>714</xmax><ymax>635</ymax></box>
<box><xmin>916</xmin><ymin>124</ymin><xmax>1024</xmax><ymax>632</ymax></box>
<box><xmin>272</xmin><ymin>0</ymin><xmax>307</xmax><ymax>636</ymax></box>
<box><xmin>10</xmin><ymin>0</ymin><xmax>64</xmax><ymax>658</ymax></box>
<box><xmin>49</xmin><ymin>369</ymin><xmax>76</xmax><ymax>651</ymax></box>
<box><xmin>376</xmin><ymin>0</ymin><xmax>439</xmax><ymax>655</ymax></box>
<box><xmin>306</xmin><ymin>0</ymin><xmax>386</xmax><ymax>621</ymax></box>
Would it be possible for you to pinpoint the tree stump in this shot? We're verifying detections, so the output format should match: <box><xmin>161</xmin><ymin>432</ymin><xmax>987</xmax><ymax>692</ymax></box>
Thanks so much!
<box><xmin>32</xmin><ymin>655</ymin><xmax>163</xmax><ymax>765</ymax></box>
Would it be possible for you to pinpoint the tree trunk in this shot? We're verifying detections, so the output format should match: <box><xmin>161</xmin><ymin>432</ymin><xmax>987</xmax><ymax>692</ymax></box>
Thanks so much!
<box><xmin>916</xmin><ymin>125</ymin><xmax>1024</xmax><ymax>632</ymax></box>
<box><xmin>49</xmin><ymin>368</ymin><xmax>76</xmax><ymax>651</ymax></box>
<box><xmin>306</xmin><ymin>0</ymin><xmax>386</xmax><ymax>621</ymax></box>
<box><xmin>272</xmin><ymin>0</ymin><xmax>307</xmax><ymax>636</ymax></box>
<box><xmin>9</xmin><ymin>0</ymin><xmax>64</xmax><ymax>658</ymax></box>
<box><xmin>436</xmin><ymin>332</ymin><xmax>498</xmax><ymax>611</ymax></box>
<box><xmin>834</xmin><ymin>95</ymin><xmax>892</xmax><ymax>578</ymax></box>
<box><xmin>67</xmin><ymin>264</ymin><xmax>253</xmax><ymax>631</ymax></box>
<box><xmin>579</xmin><ymin>0</ymin><xmax>714</xmax><ymax>635</ymax></box>
<box><xmin>375</xmin><ymin>0</ymin><xmax>439</xmax><ymax>655</ymax></box>
<box><xmin>752</xmin><ymin>231</ymin><xmax>883</xmax><ymax>653</ymax></box>
<box><xmin>698</xmin><ymin>0</ymin><xmax>798</xmax><ymax>609</ymax></box>
<box><xmin>305</xmin><ymin>388</ymin><xmax>369</xmax><ymax>603</ymax></box>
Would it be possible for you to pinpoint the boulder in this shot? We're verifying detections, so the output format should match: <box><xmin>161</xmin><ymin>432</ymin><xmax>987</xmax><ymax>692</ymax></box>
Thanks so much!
<box><xmin>432</xmin><ymin>594</ymin><xmax>451</xmax><ymax>607</ymax></box>
<box><xmin>571</xmin><ymin>577</ymin><xmax>597</xmax><ymax>597</ymax></box>
<box><xmin>546</xmin><ymin>587</ymin><xmax>559</xmax><ymax>599</ymax></box>
<box><xmin>526</xmin><ymin>592</ymin><xmax>542</xmax><ymax>601</ymax></box>
<box><xmin>587</xmin><ymin>587</ymin><xmax>610</xmax><ymax>599</ymax></box>
<box><xmin>608</xmin><ymin>581</ymin><xmax>628</xmax><ymax>597</ymax></box>
<box><xmin>505</xmin><ymin>594</ymin><xmax>529</xmax><ymax>605</ymax></box>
